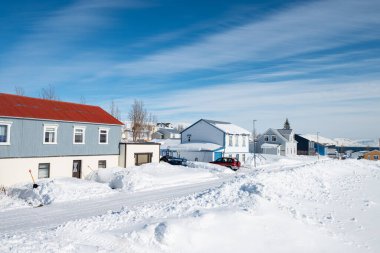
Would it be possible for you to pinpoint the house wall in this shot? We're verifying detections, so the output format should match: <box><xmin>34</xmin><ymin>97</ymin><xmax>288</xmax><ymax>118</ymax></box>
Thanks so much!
<box><xmin>363</xmin><ymin>150</ymin><xmax>380</xmax><ymax>160</ymax></box>
<box><xmin>262</xmin><ymin>147</ymin><xmax>280</xmax><ymax>155</ymax></box>
<box><xmin>256</xmin><ymin>129</ymin><xmax>287</xmax><ymax>153</ymax></box>
<box><xmin>119</xmin><ymin>143</ymin><xmax>160</xmax><ymax>167</ymax></box>
<box><xmin>0</xmin><ymin>117</ymin><xmax>122</xmax><ymax>158</ymax></box>
<box><xmin>224</xmin><ymin>134</ymin><xmax>249</xmax><ymax>154</ymax></box>
<box><xmin>181</xmin><ymin>120</ymin><xmax>224</xmax><ymax>146</ymax></box>
<box><xmin>179</xmin><ymin>151</ymin><xmax>214</xmax><ymax>163</ymax></box>
<box><xmin>0</xmin><ymin>155</ymin><xmax>119</xmax><ymax>186</ymax></box>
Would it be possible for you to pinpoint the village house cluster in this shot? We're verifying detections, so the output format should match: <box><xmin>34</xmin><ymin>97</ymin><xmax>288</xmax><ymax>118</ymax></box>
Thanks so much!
<box><xmin>0</xmin><ymin>93</ymin><xmax>379</xmax><ymax>186</ymax></box>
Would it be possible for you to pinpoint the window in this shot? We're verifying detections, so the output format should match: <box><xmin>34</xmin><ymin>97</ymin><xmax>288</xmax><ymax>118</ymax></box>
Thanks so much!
<box><xmin>235</xmin><ymin>135</ymin><xmax>239</xmax><ymax>147</ymax></box>
<box><xmin>187</xmin><ymin>134</ymin><xmax>191</xmax><ymax>142</ymax></box>
<box><xmin>374</xmin><ymin>155</ymin><xmax>379</xmax><ymax>160</ymax></box>
<box><xmin>73</xmin><ymin>126</ymin><xmax>86</xmax><ymax>144</ymax></box>
<box><xmin>242</xmin><ymin>154</ymin><xmax>246</xmax><ymax>162</ymax></box>
<box><xmin>264</xmin><ymin>135</ymin><xmax>269</xmax><ymax>142</ymax></box>
<box><xmin>242</xmin><ymin>136</ymin><xmax>246</xmax><ymax>147</ymax></box>
<box><xmin>0</xmin><ymin>121</ymin><xmax>12</xmax><ymax>145</ymax></box>
<box><xmin>135</xmin><ymin>153</ymin><xmax>152</xmax><ymax>166</ymax></box>
<box><xmin>99</xmin><ymin>128</ymin><xmax>109</xmax><ymax>144</ymax></box>
<box><xmin>271</xmin><ymin>135</ymin><xmax>277</xmax><ymax>142</ymax></box>
<box><xmin>236</xmin><ymin>154</ymin><xmax>240</xmax><ymax>161</ymax></box>
<box><xmin>98</xmin><ymin>160</ymin><xmax>107</xmax><ymax>168</ymax></box>
<box><xmin>43</xmin><ymin>124</ymin><xmax>58</xmax><ymax>144</ymax></box>
<box><xmin>229</xmin><ymin>135</ymin><xmax>233</xmax><ymax>147</ymax></box>
<box><xmin>38</xmin><ymin>163</ymin><xmax>50</xmax><ymax>179</ymax></box>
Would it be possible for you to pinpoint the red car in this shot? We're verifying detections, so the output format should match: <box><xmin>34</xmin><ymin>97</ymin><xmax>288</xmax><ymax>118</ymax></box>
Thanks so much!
<box><xmin>210</xmin><ymin>157</ymin><xmax>241</xmax><ymax>171</ymax></box>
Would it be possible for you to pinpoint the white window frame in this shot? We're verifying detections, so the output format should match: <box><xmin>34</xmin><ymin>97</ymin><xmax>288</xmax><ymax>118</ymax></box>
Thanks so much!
<box><xmin>0</xmin><ymin>121</ymin><xmax>12</xmax><ymax>145</ymax></box>
<box><xmin>43</xmin><ymin>124</ymin><xmax>58</xmax><ymax>144</ymax></box>
<box><xmin>272</xmin><ymin>135</ymin><xmax>277</xmax><ymax>142</ymax></box>
<box><xmin>264</xmin><ymin>135</ymin><xmax>269</xmax><ymax>142</ymax></box>
<box><xmin>235</xmin><ymin>135</ymin><xmax>239</xmax><ymax>147</ymax></box>
<box><xmin>73</xmin><ymin>126</ymin><xmax>86</xmax><ymax>144</ymax></box>
<box><xmin>99</xmin><ymin>127</ymin><xmax>110</xmax><ymax>144</ymax></box>
<box><xmin>229</xmin><ymin>135</ymin><xmax>233</xmax><ymax>147</ymax></box>
<box><xmin>242</xmin><ymin>136</ymin><xmax>246</xmax><ymax>147</ymax></box>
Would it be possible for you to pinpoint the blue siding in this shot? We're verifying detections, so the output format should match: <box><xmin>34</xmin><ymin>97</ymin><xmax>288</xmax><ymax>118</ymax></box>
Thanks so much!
<box><xmin>0</xmin><ymin>117</ymin><xmax>122</xmax><ymax>158</ymax></box>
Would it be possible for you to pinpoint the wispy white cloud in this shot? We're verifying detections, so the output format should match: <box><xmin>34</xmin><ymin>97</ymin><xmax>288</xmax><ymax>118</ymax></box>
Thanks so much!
<box><xmin>109</xmin><ymin>78</ymin><xmax>380</xmax><ymax>138</ymax></box>
<box><xmin>0</xmin><ymin>0</ymin><xmax>151</xmax><ymax>91</ymax></box>
<box><xmin>115</xmin><ymin>0</ymin><xmax>380</xmax><ymax>76</ymax></box>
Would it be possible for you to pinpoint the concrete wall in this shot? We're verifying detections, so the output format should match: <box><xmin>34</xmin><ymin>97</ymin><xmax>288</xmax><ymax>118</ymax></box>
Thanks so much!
<box><xmin>0</xmin><ymin>117</ymin><xmax>122</xmax><ymax>158</ymax></box>
<box><xmin>0</xmin><ymin>155</ymin><xmax>119</xmax><ymax>186</ymax></box>
<box><xmin>119</xmin><ymin>143</ymin><xmax>160</xmax><ymax>167</ymax></box>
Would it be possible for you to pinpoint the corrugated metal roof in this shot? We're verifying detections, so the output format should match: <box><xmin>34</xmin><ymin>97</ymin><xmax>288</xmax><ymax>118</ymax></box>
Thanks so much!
<box><xmin>0</xmin><ymin>93</ymin><xmax>123</xmax><ymax>125</ymax></box>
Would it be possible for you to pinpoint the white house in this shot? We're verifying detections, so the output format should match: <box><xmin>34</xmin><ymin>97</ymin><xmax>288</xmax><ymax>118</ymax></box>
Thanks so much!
<box><xmin>255</xmin><ymin>127</ymin><xmax>298</xmax><ymax>156</ymax></box>
<box><xmin>168</xmin><ymin>119</ymin><xmax>250</xmax><ymax>163</ymax></box>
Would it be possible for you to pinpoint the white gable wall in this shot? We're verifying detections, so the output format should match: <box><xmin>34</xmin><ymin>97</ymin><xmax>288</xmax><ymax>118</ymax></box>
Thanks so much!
<box><xmin>181</xmin><ymin>120</ymin><xmax>224</xmax><ymax>146</ymax></box>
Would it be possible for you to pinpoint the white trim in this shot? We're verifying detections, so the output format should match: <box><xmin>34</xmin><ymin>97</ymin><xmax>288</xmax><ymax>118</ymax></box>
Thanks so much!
<box><xmin>98</xmin><ymin>127</ymin><xmax>110</xmax><ymax>144</ymax></box>
<box><xmin>73</xmin><ymin>126</ymin><xmax>86</xmax><ymax>144</ymax></box>
<box><xmin>0</xmin><ymin>121</ymin><xmax>12</xmax><ymax>145</ymax></box>
<box><xmin>43</xmin><ymin>124</ymin><xmax>58</xmax><ymax>144</ymax></box>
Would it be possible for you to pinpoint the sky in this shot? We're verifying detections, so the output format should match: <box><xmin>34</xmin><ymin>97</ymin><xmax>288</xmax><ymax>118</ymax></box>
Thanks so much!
<box><xmin>0</xmin><ymin>0</ymin><xmax>379</xmax><ymax>140</ymax></box>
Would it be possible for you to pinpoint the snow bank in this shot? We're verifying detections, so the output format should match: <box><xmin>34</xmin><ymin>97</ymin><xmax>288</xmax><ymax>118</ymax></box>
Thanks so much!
<box><xmin>88</xmin><ymin>163</ymin><xmax>223</xmax><ymax>192</ymax></box>
<box><xmin>7</xmin><ymin>178</ymin><xmax>115</xmax><ymax>207</ymax></box>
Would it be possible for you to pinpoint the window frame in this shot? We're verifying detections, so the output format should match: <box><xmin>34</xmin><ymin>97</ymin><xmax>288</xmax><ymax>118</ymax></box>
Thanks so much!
<box><xmin>272</xmin><ymin>135</ymin><xmax>277</xmax><ymax>142</ymax></box>
<box><xmin>98</xmin><ymin>160</ymin><xmax>107</xmax><ymax>168</ymax></box>
<box><xmin>374</xmin><ymin>155</ymin><xmax>379</xmax><ymax>160</ymax></box>
<box><xmin>235</xmin><ymin>135</ymin><xmax>239</xmax><ymax>147</ymax></box>
<box><xmin>43</xmin><ymin>124</ymin><xmax>58</xmax><ymax>144</ymax></box>
<box><xmin>242</xmin><ymin>136</ymin><xmax>246</xmax><ymax>147</ymax></box>
<box><xmin>264</xmin><ymin>135</ymin><xmax>269</xmax><ymax>142</ymax></box>
<box><xmin>98</xmin><ymin>127</ymin><xmax>110</xmax><ymax>144</ymax></box>
<box><xmin>229</xmin><ymin>135</ymin><xmax>233</xmax><ymax>147</ymax></box>
<box><xmin>0</xmin><ymin>121</ymin><xmax>12</xmax><ymax>145</ymax></box>
<box><xmin>73</xmin><ymin>126</ymin><xmax>86</xmax><ymax>144</ymax></box>
<box><xmin>38</xmin><ymin>163</ymin><xmax>50</xmax><ymax>179</ymax></box>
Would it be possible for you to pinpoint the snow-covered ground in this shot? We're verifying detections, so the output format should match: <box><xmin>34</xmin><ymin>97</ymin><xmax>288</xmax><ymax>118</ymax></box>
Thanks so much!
<box><xmin>1</xmin><ymin>156</ymin><xmax>379</xmax><ymax>252</ymax></box>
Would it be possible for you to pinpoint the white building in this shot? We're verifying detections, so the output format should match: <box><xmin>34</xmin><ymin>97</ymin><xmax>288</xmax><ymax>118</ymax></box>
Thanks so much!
<box><xmin>168</xmin><ymin>119</ymin><xmax>250</xmax><ymax>163</ymax></box>
<box><xmin>255</xmin><ymin>128</ymin><xmax>298</xmax><ymax>156</ymax></box>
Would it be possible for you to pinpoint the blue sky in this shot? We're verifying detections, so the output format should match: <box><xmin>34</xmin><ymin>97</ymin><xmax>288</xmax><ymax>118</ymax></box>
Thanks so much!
<box><xmin>0</xmin><ymin>0</ymin><xmax>379</xmax><ymax>139</ymax></box>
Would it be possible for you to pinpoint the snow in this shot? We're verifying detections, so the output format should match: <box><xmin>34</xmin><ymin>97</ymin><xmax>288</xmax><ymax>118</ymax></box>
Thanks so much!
<box><xmin>1</xmin><ymin>157</ymin><xmax>380</xmax><ymax>252</ymax></box>
<box><xmin>334</xmin><ymin>138</ymin><xmax>365</xmax><ymax>147</ymax></box>
<box><xmin>301</xmin><ymin>134</ymin><xmax>336</xmax><ymax>145</ymax></box>
<box><xmin>88</xmin><ymin>163</ymin><xmax>224</xmax><ymax>192</ymax></box>
<box><xmin>212</xmin><ymin>122</ymin><xmax>251</xmax><ymax>135</ymax></box>
<box><xmin>5</xmin><ymin>178</ymin><xmax>116</xmax><ymax>207</ymax></box>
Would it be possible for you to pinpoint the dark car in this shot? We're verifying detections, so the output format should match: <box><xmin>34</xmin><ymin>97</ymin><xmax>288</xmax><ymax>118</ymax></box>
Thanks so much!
<box><xmin>160</xmin><ymin>155</ymin><xmax>188</xmax><ymax>166</ymax></box>
<box><xmin>210</xmin><ymin>157</ymin><xmax>241</xmax><ymax>171</ymax></box>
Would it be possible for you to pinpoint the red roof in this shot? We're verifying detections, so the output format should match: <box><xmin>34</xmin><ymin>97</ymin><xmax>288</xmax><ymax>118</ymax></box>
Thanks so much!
<box><xmin>0</xmin><ymin>93</ymin><xmax>123</xmax><ymax>125</ymax></box>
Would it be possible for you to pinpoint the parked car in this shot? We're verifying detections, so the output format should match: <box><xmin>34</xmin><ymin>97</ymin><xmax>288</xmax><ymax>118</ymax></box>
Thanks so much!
<box><xmin>210</xmin><ymin>157</ymin><xmax>241</xmax><ymax>171</ymax></box>
<box><xmin>160</xmin><ymin>155</ymin><xmax>188</xmax><ymax>166</ymax></box>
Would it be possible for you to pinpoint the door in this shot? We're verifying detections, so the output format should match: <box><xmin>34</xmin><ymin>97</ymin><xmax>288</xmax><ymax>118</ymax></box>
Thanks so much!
<box><xmin>72</xmin><ymin>160</ymin><xmax>82</xmax><ymax>178</ymax></box>
<box><xmin>214</xmin><ymin>152</ymin><xmax>222</xmax><ymax>161</ymax></box>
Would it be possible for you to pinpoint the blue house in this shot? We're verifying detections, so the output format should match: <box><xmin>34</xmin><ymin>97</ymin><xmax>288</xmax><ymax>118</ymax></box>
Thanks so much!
<box><xmin>0</xmin><ymin>93</ymin><xmax>123</xmax><ymax>186</ymax></box>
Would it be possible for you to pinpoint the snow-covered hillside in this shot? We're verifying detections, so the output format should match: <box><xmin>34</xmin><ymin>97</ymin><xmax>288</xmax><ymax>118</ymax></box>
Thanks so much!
<box><xmin>1</xmin><ymin>157</ymin><xmax>379</xmax><ymax>252</ymax></box>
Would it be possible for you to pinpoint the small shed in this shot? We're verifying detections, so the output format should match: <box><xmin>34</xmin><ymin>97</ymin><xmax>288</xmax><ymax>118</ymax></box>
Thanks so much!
<box><xmin>119</xmin><ymin>143</ymin><xmax>161</xmax><ymax>167</ymax></box>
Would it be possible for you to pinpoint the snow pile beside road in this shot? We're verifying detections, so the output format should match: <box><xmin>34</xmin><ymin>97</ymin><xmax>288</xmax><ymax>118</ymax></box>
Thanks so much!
<box><xmin>7</xmin><ymin>178</ymin><xmax>115</xmax><ymax>207</ymax></box>
<box><xmin>88</xmin><ymin>163</ymin><xmax>222</xmax><ymax>192</ymax></box>
<box><xmin>186</xmin><ymin>161</ymin><xmax>234</xmax><ymax>173</ymax></box>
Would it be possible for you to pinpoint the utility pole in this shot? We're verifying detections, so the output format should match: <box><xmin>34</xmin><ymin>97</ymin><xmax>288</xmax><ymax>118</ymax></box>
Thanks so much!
<box><xmin>253</xmin><ymin>120</ymin><xmax>257</xmax><ymax>168</ymax></box>
<box><xmin>317</xmin><ymin>131</ymin><xmax>320</xmax><ymax>161</ymax></box>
